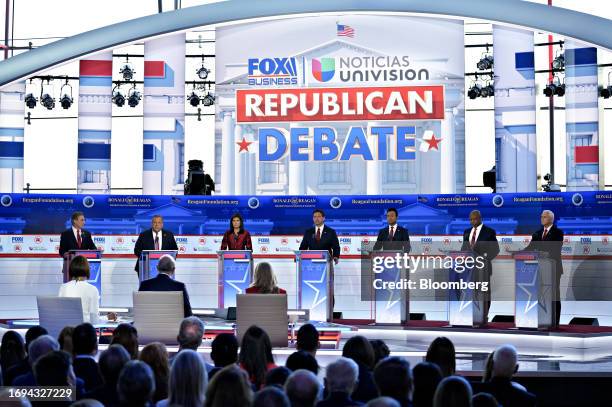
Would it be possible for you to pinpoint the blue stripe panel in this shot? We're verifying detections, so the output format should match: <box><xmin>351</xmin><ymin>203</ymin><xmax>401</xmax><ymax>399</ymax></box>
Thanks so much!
<box><xmin>576</xmin><ymin>163</ymin><xmax>598</xmax><ymax>174</ymax></box>
<box><xmin>565</xmin><ymin>65</ymin><xmax>597</xmax><ymax>78</ymax></box>
<box><xmin>565</xmin><ymin>47</ymin><xmax>597</xmax><ymax>66</ymax></box>
<box><xmin>0</xmin><ymin>157</ymin><xmax>23</xmax><ymax>169</ymax></box>
<box><xmin>144</xmin><ymin>146</ymin><xmax>163</xmax><ymax>171</ymax></box>
<box><xmin>79</xmin><ymin>129</ymin><xmax>111</xmax><ymax>141</ymax></box>
<box><xmin>0</xmin><ymin>141</ymin><xmax>24</xmax><ymax>158</ymax></box>
<box><xmin>505</xmin><ymin>124</ymin><xmax>536</xmax><ymax>134</ymax></box>
<box><xmin>515</xmin><ymin>51</ymin><xmax>534</xmax><ymax>69</ymax></box>
<box><xmin>79</xmin><ymin>143</ymin><xmax>111</xmax><ymax>160</ymax></box>
<box><xmin>566</xmin><ymin>122</ymin><xmax>598</xmax><ymax>133</ymax></box>
<box><xmin>143</xmin><ymin>144</ymin><xmax>156</xmax><ymax>160</ymax></box>
<box><xmin>144</xmin><ymin>64</ymin><xmax>175</xmax><ymax>87</ymax></box>
<box><xmin>77</xmin><ymin>159</ymin><xmax>110</xmax><ymax>171</ymax></box>
<box><xmin>79</xmin><ymin>76</ymin><xmax>113</xmax><ymax>87</ymax></box>
<box><xmin>0</xmin><ymin>127</ymin><xmax>25</xmax><ymax>137</ymax></box>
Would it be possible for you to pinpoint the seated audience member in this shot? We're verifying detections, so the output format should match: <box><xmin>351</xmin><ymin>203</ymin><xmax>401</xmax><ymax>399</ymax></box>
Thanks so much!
<box><xmin>0</xmin><ymin>388</ymin><xmax>33</xmax><ymax>406</ymax></box>
<box><xmin>205</xmin><ymin>364</ymin><xmax>253</xmax><ymax>407</ymax></box>
<box><xmin>246</xmin><ymin>262</ymin><xmax>286</xmax><ymax>294</ymax></box>
<box><xmin>476</xmin><ymin>345</ymin><xmax>536</xmax><ymax>407</ymax></box>
<box><xmin>239</xmin><ymin>325</ymin><xmax>277</xmax><ymax>388</ymax></box>
<box><xmin>209</xmin><ymin>333</ymin><xmax>239</xmax><ymax>379</ymax></box>
<box><xmin>373</xmin><ymin>356</ymin><xmax>413</xmax><ymax>407</ymax></box>
<box><xmin>138</xmin><ymin>255</ymin><xmax>193</xmax><ymax>317</ymax></box>
<box><xmin>412</xmin><ymin>362</ymin><xmax>442</xmax><ymax>407</ymax></box>
<box><xmin>5</xmin><ymin>326</ymin><xmax>48</xmax><ymax>385</ymax></box>
<box><xmin>58</xmin><ymin>255</ymin><xmax>100</xmax><ymax>323</ymax></box>
<box><xmin>139</xmin><ymin>342</ymin><xmax>169</xmax><ymax>403</ymax></box>
<box><xmin>370</xmin><ymin>339</ymin><xmax>390</xmax><ymax>366</ymax></box>
<box><xmin>110</xmin><ymin>324</ymin><xmax>139</xmax><ymax>359</ymax></box>
<box><xmin>254</xmin><ymin>386</ymin><xmax>291</xmax><ymax>407</ymax></box>
<box><xmin>367</xmin><ymin>397</ymin><xmax>401</xmax><ymax>407</ymax></box>
<box><xmin>296</xmin><ymin>323</ymin><xmax>320</xmax><ymax>357</ymax></box>
<box><xmin>175</xmin><ymin>316</ymin><xmax>213</xmax><ymax>372</ymax></box>
<box><xmin>286</xmin><ymin>350</ymin><xmax>319</xmax><ymax>375</ymax></box>
<box><xmin>286</xmin><ymin>369</ymin><xmax>321</xmax><ymax>407</ymax></box>
<box><xmin>13</xmin><ymin>335</ymin><xmax>60</xmax><ymax>386</ymax></box>
<box><xmin>433</xmin><ymin>376</ymin><xmax>472</xmax><ymax>407</ymax></box>
<box><xmin>84</xmin><ymin>345</ymin><xmax>130</xmax><ymax>407</ymax></box>
<box><xmin>158</xmin><ymin>349</ymin><xmax>207</xmax><ymax>407</ymax></box>
<box><xmin>265</xmin><ymin>366</ymin><xmax>292</xmax><ymax>388</ymax></box>
<box><xmin>472</xmin><ymin>392</ymin><xmax>499</xmax><ymax>407</ymax></box>
<box><xmin>425</xmin><ymin>337</ymin><xmax>456</xmax><ymax>378</ymax></box>
<box><xmin>33</xmin><ymin>351</ymin><xmax>78</xmax><ymax>406</ymax></box>
<box><xmin>317</xmin><ymin>357</ymin><xmax>360</xmax><ymax>407</ymax></box>
<box><xmin>72</xmin><ymin>323</ymin><xmax>103</xmax><ymax>392</ymax></box>
<box><xmin>1</xmin><ymin>330</ymin><xmax>26</xmax><ymax>384</ymax></box>
<box><xmin>57</xmin><ymin>326</ymin><xmax>74</xmax><ymax>355</ymax></box>
<box><xmin>70</xmin><ymin>400</ymin><xmax>104</xmax><ymax>407</ymax></box>
<box><xmin>117</xmin><ymin>360</ymin><xmax>155</xmax><ymax>407</ymax></box>
<box><xmin>342</xmin><ymin>335</ymin><xmax>378</xmax><ymax>403</ymax></box>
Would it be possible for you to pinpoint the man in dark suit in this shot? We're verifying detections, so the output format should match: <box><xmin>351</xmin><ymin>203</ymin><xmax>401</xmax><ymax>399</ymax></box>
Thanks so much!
<box><xmin>138</xmin><ymin>255</ymin><xmax>192</xmax><ymax>317</ymax></box>
<box><xmin>72</xmin><ymin>323</ymin><xmax>104</xmax><ymax>392</ymax></box>
<box><xmin>59</xmin><ymin>211</ymin><xmax>97</xmax><ymax>258</ymax></box>
<box><xmin>373</xmin><ymin>208</ymin><xmax>411</xmax><ymax>252</ymax></box>
<box><xmin>523</xmin><ymin>209</ymin><xmax>564</xmax><ymax>327</ymax></box>
<box><xmin>299</xmin><ymin>208</ymin><xmax>340</xmax><ymax>264</ymax></box>
<box><xmin>133</xmin><ymin>214</ymin><xmax>178</xmax><ymax>272</ymax></box>
<box><xmin>460</xmin><ymin>210</ymin><xmax>500</xmax><ymax>323</ymax></box>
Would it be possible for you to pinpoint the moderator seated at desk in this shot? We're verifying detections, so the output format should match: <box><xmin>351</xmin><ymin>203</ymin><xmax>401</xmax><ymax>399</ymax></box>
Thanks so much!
<box><xmin>245</xmin><ymin>262</ymin><xmax>286</xmax><ymax>294</ymax></box>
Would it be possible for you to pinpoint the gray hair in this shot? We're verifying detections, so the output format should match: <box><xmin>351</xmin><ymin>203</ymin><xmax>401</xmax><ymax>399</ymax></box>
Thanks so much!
<box><xmin>157</xmin><ymin>255</ymin><xmax>176</xmax><ymax>273</ymax></box>
<box><xmin>366</xmin><ymin>397</ymin><xmax>401</xmax><ymax>407</ymax></box>
<box><xmin>542</xmin><ymin>210</ymin><xmax>555</xmax><ymax>221</ymax></box>
<box><xmin>492</xmin><ymin>344</ymin><xmax>518</xmax><ymax>378</ymax></box>
<box><xmin>28</xmin><ymin>335</ymin><xmax>60</xmax><ymax>365</ymax></box>
<box><xmin>169</xmin><ymin>349</ymin><xmax>207</xmax><ymax>406</ymax></box>
<box><xmin>285</xmin><ymin>369</ymin><xmax>321</xmax><ymax>407</ymax></box>
<box><xmin>325</xmin><ymin>356</ymin><xmax>359</xmax><ymax>393</ymax></box>
<box><xmin>177</xmin><ymin>316</ymin><xmax>205</xmax><ymax>350</ymax></box>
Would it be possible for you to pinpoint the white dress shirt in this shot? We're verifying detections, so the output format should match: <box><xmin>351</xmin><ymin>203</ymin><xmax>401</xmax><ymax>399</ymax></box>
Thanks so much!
<box><xmin>542</xmin><ymin>225</ymin><xmax>552</xmax><ymax>239</ymax></box>
<box><xmin>72</xmin><ymin>226</ymin><xmax>82</xmax><ymax>242</ymax></box>
<box><xmin>315</xmin><ymin>224</ymin><xmax>325</xmax><ymax>238</ymax></box>
<box><xmin>58</xmin><ymin>280</ymin><xmax>100</xmax><ymax>324</ymax></box>
<box><xmin>470</xmin><ymin>224</ymin><xmax>483</xmax><ymax>244</ymax></box>
<box><xmin>152</xmin><ymin>230</ymin><xmax>162</xmax><ymax>250</ymax></box>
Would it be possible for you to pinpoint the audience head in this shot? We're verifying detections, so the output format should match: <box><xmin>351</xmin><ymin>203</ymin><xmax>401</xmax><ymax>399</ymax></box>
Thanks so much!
<box><xmin>177</xmin><ymin>316</ymin><xmax>205</xmax><ymax>351</ymax></box>
<box><xmin>412</xmin><ymin>362</ymin><xmax>442</xmax><ymax>407</ymax></box>
<box><xmin>491</xmin><ymin>344</ymin><xmax>518</xmax><ymax>379</ymax></box>
<box><xmin>73</xmin><ymin>323</ymin><xmax>98</xmax><ymax>356</ymax></box>
<box><xmin>296</xmin><ymin>323</ymin><xmax>319</xmax><ymax>355</ymax></box>
<box><xmin>367</xmin><ymin>397</ymin><xmax>402</xmax><ymax>407</ymax></box>
<box><xmin>57</xmin><ymin>326</ymin><xmax>74</xmax><ymax>355</ymax></box>
<box><xmin>285</xmin><ymin>369</ymin><xmax>321</xmax><ymax>407</ymax></box>
<box><xmin>33</xmin><ymin>350</ymin><xmax>74</xmax><ymax>387</ymax></box>
<box><xmin>211</xmin><ymin>333</ymin><xmax>238</xmax><ymax>368</ymax></box>
<box><xmin>425</xmin><ymin>337</ymin><xmax>456</xmax><ymax>377</ymax></box>
<box><xmin>117</xmin><ymin>360</ymin><xmax>155</xmax><ymax>407</ymax></box>
<box><xmin>25</xmin><ymin>326</ymin><xmax>48</xmax><ymax>351</ymax></box>
<box><xmin>433</xmin><ymin>376</ymin><xmax>473</xmax><ymax>407</ymax></box>
<box><xmin>139</xmin><ymin>342</ymin><xmax>169</xmax><ymax>402</ymax></box>
<box><xmin>71</xmin><ymin>400</ymin><xmax>104</xmax><ymax>407</ymax></box>
<box><xmin>254</xmin><ymin>386</ymin><xmax>290</xmax><ymax>407</ymax></box>
<box><xmin>239</xmin><ymin>325</ymin><xmax>274</xmax><ymax>388</ymax></box>
<box><xmin>325</xmin><ymin>357</ymin><xmax>358</xmax><ymax>394</ymax></box>
<box><xmin>265</xmin><ymin>366</ymin><xmax>292</xmax><ymax>388</ymax></box>
<box><xmin>286</xmin><ymin>350</ymin><xmax>319</xmax><ymax>375</ymax></box>
<box><xmin>373</xmin><ymin>356</ymin><xmax>413</xmax><ymax>403</ymax></box>
<box><xmin>156</xmin><ymin>255</ymin><xmax>176</xmax><ymax>276</ymax></box>
<box><xmin>28</xmin><ymin>335</ymin><xmax>60</xmax><ymax>367</ymax></box>
<box><xmin>205</xmin><ymin>364</ymin><xmax>253</xmax><ymax>407</ymax></box>
<box><xmin>342</xmin><ymin>335</ymin><xmax>376</xmax><ymax>370</ymax></box>
<box><xmin>99</xmin><ymin>344</ymin><xmax>130</xmax><ymax>386</ymax></box>
<box><xmin>251</xmin><ymin>262</ymin><xmax>280</xmax><ymax>293</ymax></box>
<box><xmin>0</xmin><ymin>330</ymin><xmax>26</xmax><ymax>368</ymax></box>
<box><xmin>168</xmin><ymin>349</ymin><xmax>207</xmax><ymax>407</ymax></box>
<box><xmin>110</xmin><ymin>323</ymin><xmax>139</xmax><ymax>359</ymax></box>
<box><xmin>69</xmin><ymin>255</ymin><xmax>91</xmax><ymax>280</ymax></box>
<box><xmin>370</xmin><ymin>339</ymin><xmax>390</xmax><ymax>365</ymax></box>
<box><xmin>472</xmin><ymin>392</ymin><xmax>499</xmax><ymax>407</ymax></box>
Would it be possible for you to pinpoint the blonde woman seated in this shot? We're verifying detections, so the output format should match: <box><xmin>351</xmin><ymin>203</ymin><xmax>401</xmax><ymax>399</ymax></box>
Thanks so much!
<box><xmin>58</xmin><ymin>255</ymin><xmax>100</xmax><ymax>324</ymax></box>
<box><xmin>245</xmin><ymin>262</ymin><xmax>286</xmax><ymax>294</ymax></box>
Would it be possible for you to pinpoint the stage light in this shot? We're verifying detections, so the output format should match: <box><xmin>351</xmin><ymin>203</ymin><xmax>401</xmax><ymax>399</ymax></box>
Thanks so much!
<box><xmin>476</xmin><ymin>55</ymin><xmax>494</xmax><ymax>71</ymax></box>
<box><xmin>119</xmin><ymin>62</ymin><xmax>135</xmax><ymax>81</ymax></box>
<box><xmin>467</xmin><ymin>84</ymin><xmax>481</xmax><ymax>100</ymax></box>
<box><xmin>480</xmin><ymin>84</ymin><xmax>494</xmax><ymax>98</ymax></box>
<box><xmin>196</xmin><ymin>65</ymin><xmax>210</xmax><ymax>80</ymax></box>
<box><xmin>601</xmin><ymin>86</ymin><xmax>612</xmax><ymax>99</ymax></box>
<box><xmin>555</xmin><ymin>83</ymin><xmax>565</xmax><ymax>97</ymax></box>
<box><xmin>112</xmin><ymin>86</ymin><xmax>125</xmax><ymax>107</ymax></box>
<box><xmin>188</xmin><ymin>91</ymin><xmax>200</xmax><ymax>107</ymax></box>
<box><xmin>552</xmin><ymin>54</ymin><xmax>565</xmax><ymax>71</ymax></box>
<box><xmin>543</xmin><ymin>77</ymin><xmax>564</xmax><ymax>98</ymax></box>
<box><xmin>127</xmin><ymin>86</ymin><xmax>142</xmax><ymax>108</ymax></box>
<box><xmin>59</xmin><ymin>82</ymin><xmax>73</xmax><ymax>109</ymax></box>
<box><xmin>24</xmin><ymin>93</ymin><xmax>37</xmax><ymax>109</ymax></box>
<box><xmin>202</xmin><ymin>92</ymin><xmax>215</xmax><ymax>106</ymax></box>
<box><xmin>40</xmin><ymin>93</ymin><xmax>55</xmax><ymax>110</ymax></box>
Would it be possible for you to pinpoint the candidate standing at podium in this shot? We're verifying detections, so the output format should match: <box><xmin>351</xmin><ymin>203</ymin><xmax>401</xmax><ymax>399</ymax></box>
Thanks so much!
<box><xmin>299</xmin><ymin>208</ymin><xmax>340</xmax><ymax>264</ymax></box>
<box><xmin>59</xmin><ymin>211</ymin><xmax>97</xmax><ymax>258</ymax></box>
<box><xmin>220</xmin><ymin>213</ymin><xmax>253</xmax><ymax>251</ymax></box>
<box><xmin>133</xmin><ymin>215</ymin><xmax>178</xmax><ymax>272</ymax></box>
<box><xmin>460</xmin><ymin>210</ymin><xmax>500</xmax><ymax>322</ymax></box>
<box><xmin>373</xmin><ymin>208</ymin><xmax>411</xmax><ymax>252</ymax></box>
<box><xmin>523</xmin><ymin>209</ymin><xmax>564</xmax><ymax>327</ymax></box>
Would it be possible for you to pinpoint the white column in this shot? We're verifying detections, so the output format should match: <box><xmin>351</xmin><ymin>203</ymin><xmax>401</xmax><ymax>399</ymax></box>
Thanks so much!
<box><xmin>440</xmin><ymin>109</ymin><xmax>456</xmax><ymax>194</ymax></box>
<box><xmin>366</xmin><ymin>122</ymin><xmax>382</xmax><ymax>195</ymax></box>
<box><xmin>288</xmin><ymin>123</ymin><xmax>305</xmax><ymax>194</ymax></box>
<box><xmin>234</xmin><ymin>123</ymin><xmax>245</xmax><ymax>195</ymax></box>
<box><xmin>221</xmin><ymin>110</ymin><xmax>235</xmax><ymax>195</ymax></box>
<box><xmin>244</xmin><ymin>126</ymin><xmax>257</xmax><ymax>195</ymax></box>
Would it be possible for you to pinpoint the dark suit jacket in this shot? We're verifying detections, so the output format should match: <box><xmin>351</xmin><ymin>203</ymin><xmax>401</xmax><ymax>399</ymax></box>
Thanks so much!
<box><xmin>460</xmin><ymin>224</ymin><xmax>500</xmax><ymax>275</ymax></box>
<box><xmin>299</xmin><ymin>225</ymin><xmax>340</xmax><ymax>259</ymax></box>
<box><xmin>220</xmin><ymin>230</ymin><xmax>253</xmax><ymax>251</ymax></box>
<box><xmin>138</xmin><ymin>273</ymin><xmax>193</xmax><ymax>317</ymax></box>
<box><xmin>373</xmin><ymin>224</ymin><xmax>411</xmax><ymax>252</ymax></box>
<box><xmin>59</xmin><ymin>228</ymin><xmax>97</xmax><ymax>257</ymax></box>
<box><xmin>317</xmin><ymin>391</ymin><xmax>364</xmax><ymax>407</ymax></box>
<box><xmin>524</xmin><ymin>225</ymin><xmax>564</xmax><ymax>274</ymax></box>
<box><xmin>73</xmin><ymin>356</ymin><xmax>103</xmax><ymax>392</ymax></box>
<box><xmin>84</xmin><ymin>382</ymin><xmax>120</xmax><ymax>407</ymax></box>
<box><xmin>475</xmin><ymin>378</ymin><xmax>536</xmax><ymax>407</ymax></box>
<box><xmin>133</xmin><ymin>228</ymin><xmax>178</xmax><ymax>271</ymax></box>
<box><xmin>351</xmin><ymin>362</ymin><xmax>378</xmax><ymax>403</ymax></box>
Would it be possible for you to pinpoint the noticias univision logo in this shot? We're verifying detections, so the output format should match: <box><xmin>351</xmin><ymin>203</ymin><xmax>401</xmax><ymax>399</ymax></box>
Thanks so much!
<box><xmin>311</xmin><ymin>58</ymin><xmax>335</xmax><ymax>82</ymax></box>
<box><xmin>247</xmin><ymin>57</ymin><xmax>299</xmax><ymax>86</ymax></box>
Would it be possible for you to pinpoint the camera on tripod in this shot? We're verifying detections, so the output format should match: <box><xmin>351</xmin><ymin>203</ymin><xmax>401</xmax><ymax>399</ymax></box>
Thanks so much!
<box><xmin>184</xmin><ymin>159</ymin><xmax>215</xmax><ymax>195</ymax></box>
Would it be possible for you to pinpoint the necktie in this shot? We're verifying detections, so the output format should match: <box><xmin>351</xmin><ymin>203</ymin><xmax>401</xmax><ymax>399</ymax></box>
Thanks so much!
<box><xmin>542</xmin><ymin>228</ymin><xmax>548</xmax><ymax>240</ymax></box>
<box><xmin>389</xmin><ymin>226</ymin><xmax>395</xmax><ymax>241</ymax></box>
<box><xmin>76</xmin><ymin>231</ymin><xmax>82</xmax><ymax>248</ymax></box>
<box><xmin>154</xmin><ymin>233</ymin><xmax>160</xmax><ymax>250</ymax></box>
<box><xmin>315</xmin><ymin>227</ymin><xmax>321</xmax><ymax>242</ymax></box>
<box><xmin>470</xmin><ymin>227</ymin><xmax>477</xmax><ymax>248</ymax></box>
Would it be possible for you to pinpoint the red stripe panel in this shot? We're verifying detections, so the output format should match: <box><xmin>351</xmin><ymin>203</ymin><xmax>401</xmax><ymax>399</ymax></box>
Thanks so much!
<box><xmin>79</xmin><ymin>60</ymin><xmax>112</xmax><ymax>76</ymax></box>
<box><xmin>144</xmin><ymin>61</ymin><xmax>165</xmax><ymax>77</ymax></box>
<box><xmin>223</xmin><ymin>253</ymin><xmax>249</xmax><ymax>259</ymax></box>
<box><xmin>301</xmin><ymin>253</ymin><xmax>326</xmax><ymax>259</ymax></box>
<box><xmin>575</xmin><ymin>145</ymin><xmax>599</xmax><ymax>164</ymax></box>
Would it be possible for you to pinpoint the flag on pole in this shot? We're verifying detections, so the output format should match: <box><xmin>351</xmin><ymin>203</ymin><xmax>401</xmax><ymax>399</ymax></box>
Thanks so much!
<box><xmin>336</xmin><ymin>23</ymin><xmax>355</xmax><ymax>38</ymax></box>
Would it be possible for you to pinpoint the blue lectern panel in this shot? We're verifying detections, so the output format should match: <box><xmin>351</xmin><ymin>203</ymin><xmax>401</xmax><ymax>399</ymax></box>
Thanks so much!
<box><xmin>222</xmin><ymin>252</ymin><xmax>252</xmax><ymax>308</ymax></box>
<box><xmin>448</xmin><ymin>252</ymin><xmax>476</xmax><ymax>326</ymax></box>
<box><xmin>514</xmin><ymin>253</ymin><xmax>540</xmax><ymax>328</ymax></box>
<box><xmin>373</xmin><ymin>252</ymin><xmax>403</xmax><ymax>323</ymax></box>
<box><xmin>298</xmin><ymin>252</ymin><xmax>329</xmax><ymax>322</ymax></box>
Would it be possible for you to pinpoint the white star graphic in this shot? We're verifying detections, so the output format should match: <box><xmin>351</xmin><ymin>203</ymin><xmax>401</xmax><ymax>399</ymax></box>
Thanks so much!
<box><xmin>226</xmin><ymin>267</ymin><xmax>250</xmax><ymax>295</ymax></box>
<box><xmin>516</xmin><ymin>263</ymin><xmax>539</xmax><ymax>314</ymax></box>
<box><xmin>303</xmin><ymin>267</ymin><xmax>328</xmax><ymax>311</ymax></box>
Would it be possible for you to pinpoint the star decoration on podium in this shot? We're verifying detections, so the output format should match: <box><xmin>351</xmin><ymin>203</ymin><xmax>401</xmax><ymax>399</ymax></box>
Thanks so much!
<box><xmin>236</xmin><ymin>137</ymin><xmax>253</xmax><ymax>152</ymax></box>
<box><xmin>419</xmin><ymin>130</ymin><xmax>443</xmax><ymax>152</ymax></box>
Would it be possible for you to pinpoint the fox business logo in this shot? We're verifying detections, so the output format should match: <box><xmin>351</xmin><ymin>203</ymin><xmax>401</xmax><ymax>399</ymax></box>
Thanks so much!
<box><xmin>248</xmin><ymin>58</ymin><xmax>299</xmax><ymax>86</ymax></box>
<box><xmin>258</xmin><ymin>237</ymin><xmax>270</xmax><ymax>244</ymax></box>
<box><xmin>421</xmin><ymin>238</ymin><xmax>433</xmax><ymax>243</ymax></box>
<box><xmin>580</xmin><ymin>237</ymin><xmax>592</xmax><ymax>245</ymax></box>
<box><xmin>94</xmin><ymin>237</ymin><xmax>106</xmax><ymax>244</ymax></box>
<box><xmin>176</xmin><ymin>237</ymin><xmax>188</xmax><ymax>244</ymax></box>
<box><xmin>501</xmin><ymin>237</ymin><xmax>513</xmax><ymax>244</ymax></box>
<box><xmin>12</xmin><ymin>237</ymin><xmax>23</xmax><ymax>243</ymax></box>
<box><xmin>339</xmin><ymin>238</ymin><xmax>352</xmax><ymax>244</ymax></box>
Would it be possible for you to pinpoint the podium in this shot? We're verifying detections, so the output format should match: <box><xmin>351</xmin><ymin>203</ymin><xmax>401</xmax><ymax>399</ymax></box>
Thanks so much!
<box><xmin>513</xmin><ymin>251</ymin><xmax>555</xmax><ymax>330</ymax></box>
<box><xmin>63</xmin><ymin>250</ymin><xmax>103</xmax><ymax>297</ymax></box>
<box><xmin>217</xmin><ymin>250</ymin><xmax>253</xmax><ymax>308</ymax></box>
<box><xmin>295</xmin><ymin>250</ymin><xmax>333</xmax><ymax>322</ymax></box>
<box><xmin>370</xmin><ymin>251</ymin><xmax>409</xmax><ymax>324</ymax></box>
<box><xmin>139</xmin><ymin>250</ymin><xmax>178</xmax><ymax>282</ymax></box>
<box><xmin>447</xmin><ymin>251</ymin><xmax>486</xmax><ymax>327</ymax></box>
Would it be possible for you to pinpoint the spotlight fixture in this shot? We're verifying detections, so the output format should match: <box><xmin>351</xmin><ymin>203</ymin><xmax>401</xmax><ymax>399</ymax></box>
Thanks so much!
<box><xmin>467</xmin><ymin>83</ymin><xmax>481</xmax><ymax>100</ymax></box>
<box><xmin>201</xmin><ymin>92</ymin><xmax>215</xmax><ymax>107</ymax></box>
<box><xmin>112</xmin><ymin>85</ymin><xmax>125</xmax><ymax>107</ymax></box>
<box><xmin>188</xmin><ymin>91</ymin><xmax>200</xmax><ymax>107</ymax></box>
<box><xmin>477</xmin><ymin>54</ymin><xmax>494</xmax><ymax>71</ymax></box>
<box><xmin>552</xmin><ymin>53</ymin><xmax>565</xmax><ymax>71</ymax></box>
<box><xmin>59</xmin><ymin>81</ymin><xmax>73</xmax><ymax>109</ymax></box>
<box><xmin>543</xmin><ymin>76</ymin><xmax>565</xmax><ymax>98</ymax></box>
<box><xmin>600</xmin><ymin>86</ymin><xmax>612</xmax><ymax>99</ymax></box>
<box><xmin>119</xmin><ymin>62</ymin><xmax>135</xmax><ymax>81</ymax></box>
<box><xmin>480</xmin><ymin>83</ymin><xmax>495</xmax><ymax>98</ymax></box>
<box><xmin>40</xmin><ymin>93</ymin><xmax>55</xmax><ymax>110</ymax></box>
<box><xmin>24</xmin><ymin>93</ymin><xmax>37</xmax><ymax>109</ymax></box>
<box><xmin>555</xmin><ymin>83</ymin><xmax>565</xmax><ymax>97</ymax></box>
<box><xmin>127</xmin><ymin>86</ymin><xmax>142</xmax><ymax>108</ymax></box>
<box><xmin>196</xmin><ymin>65</ymin><xmax>210</xmax><ymax>80</ymax></box>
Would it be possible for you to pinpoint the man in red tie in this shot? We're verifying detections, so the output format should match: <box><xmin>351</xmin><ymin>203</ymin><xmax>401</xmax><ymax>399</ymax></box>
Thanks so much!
<box><xmin>133</xmin><ymin>215</ymin><xmax>179</xmax><ymax>272</ymax></box>
<box><xmin>59</xmin><ymin>211</ymin><xmax>97</xmax><ymax>258</ymax></box>
<box><xmin>373</xmin><ymin>208</ymin><xmax>411</xmax><ymax>252</ymax></box>
<box><xmin>299</xmin><ymin>209</ymin><xmax>340</xmax><ymax>264</ymax></box>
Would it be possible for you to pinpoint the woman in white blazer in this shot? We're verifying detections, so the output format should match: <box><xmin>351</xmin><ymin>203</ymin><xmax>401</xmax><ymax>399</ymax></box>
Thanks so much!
<box><xmin>58</xmin><ymin>255</ymin><xmax>100</xmax><ymax>324</ymax></box>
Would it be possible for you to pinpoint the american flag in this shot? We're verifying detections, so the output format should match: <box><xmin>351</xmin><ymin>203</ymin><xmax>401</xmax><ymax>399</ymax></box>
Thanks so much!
<box><xmin>336</xmin><ymin>23</ymin><xmax>355</xmax><ymax>38</ymax></box>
